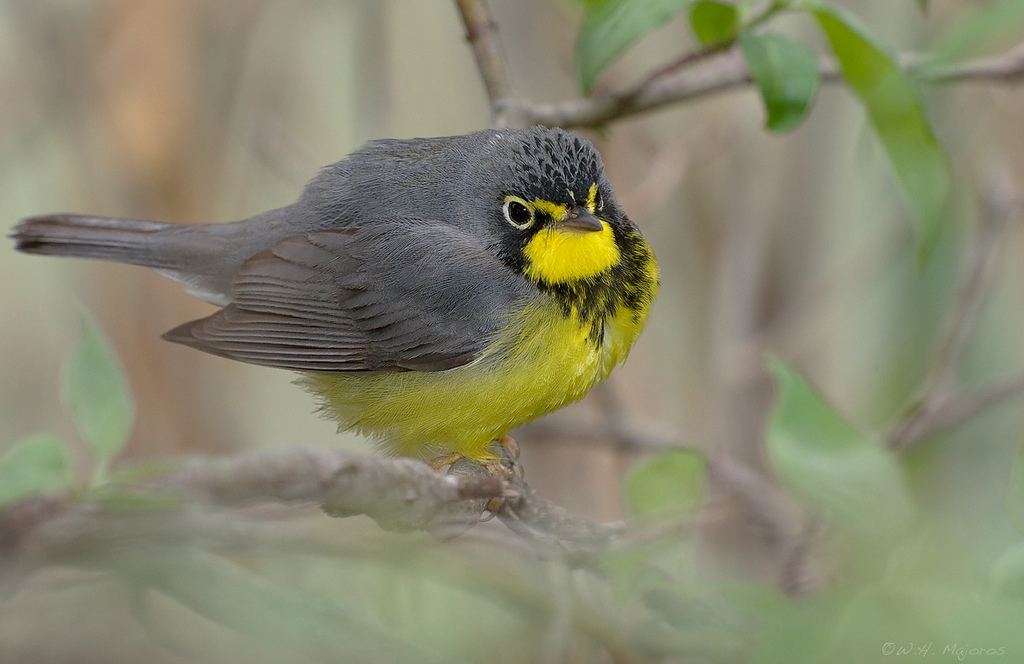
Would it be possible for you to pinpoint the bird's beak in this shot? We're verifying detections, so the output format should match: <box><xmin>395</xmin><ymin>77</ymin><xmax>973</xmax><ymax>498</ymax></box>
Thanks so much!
<box><xmin>560</xmin><ymin>206</ymin><xmax>603</xmax><ymax>232</ymax></box>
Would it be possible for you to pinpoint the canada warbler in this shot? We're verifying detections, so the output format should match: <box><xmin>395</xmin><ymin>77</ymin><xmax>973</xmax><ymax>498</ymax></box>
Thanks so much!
<box><xmin>13</xmin><ymin>127</ymin><xmax>659</xmax><ymax>462</ymax></box>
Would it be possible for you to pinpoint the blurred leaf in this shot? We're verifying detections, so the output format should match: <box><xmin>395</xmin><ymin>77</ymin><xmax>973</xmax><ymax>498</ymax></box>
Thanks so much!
<box><xmin>916</xmin><ymin>0</ymin><xmax>928</xmax><ymax>13</ymax></box>
<box><xmin>806</xmin><ymin>3</ymin><xmax>949</xmax><ymax>268</ymax></box>
<box><xmin>623</xmin><ymin>447</ymin><xmax>707</xmax><ymax>520</ymax></box>
<box><xmin>746</xmin><ymin>590</ymin><xmax>860</xmax><ymax>663</ymax></box>
<box><xmin>94</xmin><ymin>488</ymin><xmax>183</xmax><ymax>512</ymax></box>
<box><xmin>690</xmin><ymin>1</ymin><xmax>739</xmax><ymax>46</ymax></box>
<box><xmin>766</xmin><ymin>357</ymin><xmax>914</xmax><ymax>535</ymax></box>
<box><xmin>577</xmin><ymin>0</ymin><xmax>695</xmax><ymax>93</ymax></box>
<box><xmin>930</xmin><ymin>0</ymin><xmax>1024</xmax><ymax>64</ymax></box>
<box><xmin>739</xmin><ymin>31</ymin><xmax>819</xmax><ymax>132</ymax></box>
<box><xmin>991</xmin><ymin>543</ymin><xmax>1024</xmax><ymax>599</ymax></box>
<box><xmin>0</xmin><ymin>435</ymin><xmax>73</xmax><ymax>507</ymax></box>
<box><xmin>747</xmin><ymin>579</ymin><xmax>1024</xmax><ymax>663</ymax></box>
<box><xmin>639</xmin><ymin>584</ymin><xmax>752</xmax><ymax>657</ymax></box>
<box><xmin>134</xmin><ymin>549</ymin><xmax>461</xmax><ymax>664</ymax></box>
<box><xmin>64</xmin><ymin>310</ymin><xmax>135</xmax><ymax>469</ymax></box>
<box><xmin>1007</xmin><ymin>433</ymin><xmax>1024</xmax><ymax>535</ymax></box>
<box><xmin>596</xmin><ymin>542</ymin><xmax>668</xmax><ymax>601</ymax></box>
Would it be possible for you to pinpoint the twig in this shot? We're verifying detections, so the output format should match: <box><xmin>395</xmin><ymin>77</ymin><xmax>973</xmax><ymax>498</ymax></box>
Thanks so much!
<box><xmin>924</xmin><ymin>187</ymin><xmax>1013</xmax><ymax>397</ymax></box>
<box><xmin>499</xmin><ymin>46</ymin><xmax>753</xmax><ymax>129</ymax></box>
<box><xmin>498</xmin><ymin>473</ymin><xmax>625</xmax><ymax>555</ymax></box>
<box><xmin>619</xmin><ymin>43</ymin><xmax>731</xmax><ymax>100</ymax></box>
<box><xmin>497</xmin><ymin>42</ymin><xmax>1024</xmax><ymax>129</ymax></box>
<box><xmin>925</xmin><ymin>41</ymin><xmax>1024</xmax><ymax>84</ymax></box>
<box><xmin>888</xmin><ymin>181</ymin><xmax>1022</xmax><ymax>449</ymax></box>
<box><xmin>889</xmin><ymin>371</ymin><xmax>1024</xmax><ymax>449</ymax></box>
<box><xmin>613</xmin><ymin>0</ymin><xmax>777</xmax><ymax>101</ymax></box>
<box><xmin>453</xmin><ymin>0</ymin><xmax>517</xmax><ymax>128</ymax></box>
<box><xmin>518</xmin><ymin>409</ymin><xmax>685</xmax><ymax>452</ymax></box>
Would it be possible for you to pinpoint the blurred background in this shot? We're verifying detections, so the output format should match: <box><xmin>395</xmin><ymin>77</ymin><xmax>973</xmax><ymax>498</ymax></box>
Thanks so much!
<box><xmin>2</xmin><ymin>0</ymin><xmax>1024</xmax><ymax>661</ymax></box>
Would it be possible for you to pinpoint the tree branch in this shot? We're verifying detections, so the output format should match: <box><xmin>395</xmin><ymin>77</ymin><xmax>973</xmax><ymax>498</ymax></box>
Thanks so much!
<box><xmin>497</xmin><ymin>41</ymin><xmax>1024</xmax><ymax>129</ymax></box>
<box><xmin>925</xmin><ymin>41</ymin><xmax>1024</xmax><ymax>85</ymax></box>
<box><xmin>453</xmin><ymin>0</ymin><xmax>518</xmax><ymax>128</ymax></box>
<box><xmin>0</xmin><ymin>490</ymin><xmax>736</xmax><ymax>661</ymax></box>
<box><xmin>0</xmin><ymin>446</ymin><xmax>633</xmax><ymax>583</ymax></box>
<box><xmin>889</xmin><ymin>371</ymin><xmax>1024</xmax><ymax>448</ymax></box>
<box><xmin>889</xmin><ymin>179</ymin><xmax>1023</xmax><ymax>449</ymax></box>
<box><xmin>156</xmin><ymin>447</ymin><xmax>501</xmax><ymax>537</ymax></box>
<box><xmin>498</xmin><ymin>474</ymin><xmax>625</xmax><ymax>555</ymax></box>
<box><xmin>518</xmin><ymin>406</ymin><xmax>685</xmax><ymax>453</ymax></box>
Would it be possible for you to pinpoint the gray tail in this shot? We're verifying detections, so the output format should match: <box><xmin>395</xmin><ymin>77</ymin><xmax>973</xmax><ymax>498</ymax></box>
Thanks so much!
<box><xmin>12</xmin><ymin>214</ymin><xmax>179</xmax><ymax>269</ymax></box>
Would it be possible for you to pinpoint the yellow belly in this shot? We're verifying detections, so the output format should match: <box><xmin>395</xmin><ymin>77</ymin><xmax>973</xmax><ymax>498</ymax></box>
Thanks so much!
<box><xmin>297</xmin><ymin>296</ymin><xmax>645</xmax><ymax>460</ymax></box>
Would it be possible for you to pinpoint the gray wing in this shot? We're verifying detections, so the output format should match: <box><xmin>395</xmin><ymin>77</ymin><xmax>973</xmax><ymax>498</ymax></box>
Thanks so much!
<box><xmin>163</xmin><ymin>223</ymin><xmax>531</xmax><ymax>372</ymax></box>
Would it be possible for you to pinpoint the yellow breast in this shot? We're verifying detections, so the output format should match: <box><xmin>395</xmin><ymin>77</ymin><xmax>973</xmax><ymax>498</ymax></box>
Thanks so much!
<box><xmin>298</xmin><ymin>288</ymin><xmax>651</xmax><ymax>461</ymax></box>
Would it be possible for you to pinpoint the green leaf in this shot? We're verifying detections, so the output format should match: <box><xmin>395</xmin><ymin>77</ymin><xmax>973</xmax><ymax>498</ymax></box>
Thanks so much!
<box><xmin>930</xmin><ymin>0</ymin><xmax>1024</xmax><ymax>64</ymax></box>
<box><xmin>765</xmin><ymin>357</ymin><xmax>914</xmax><ymax>535</ymax></box>
<box><xmin>739</xmin><ymin>31</ymin><xmax>819</xmax><ymax>132</ymax></box>
<box><xmin>0</xmin><ymin>435</ymin><xmax>73</xmax><ymax>507</ymax></box>
<box><xmin>623</xmin><ymin>447</ymin><xmax>707</xmax><ymax>520</ymax></box>
<box><xmin>992</xmin><ymin>543</ymin><xmax>1024</xmax><ymax>598</ymax></box>
<box><xmin>690</xmin><ymin>1</ymin><xmax>739</xmax><ymax>46</ymax></box>
<box><xmin>577</xmin><ymin>0</ymin><xmax>695</xmax><ymax>93</ymax></box>
<box><xmin>64</xmin><ymin>310</ymin><xmax>135</xmax><ymax>467</ymax></box>
<box><xmin>807</xmin><ymin>4</ymin><xmax>949</xmax><ymax>268</ymax></box>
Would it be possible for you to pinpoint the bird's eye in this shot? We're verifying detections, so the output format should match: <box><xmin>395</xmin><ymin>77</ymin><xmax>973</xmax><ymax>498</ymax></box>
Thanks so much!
<box><xmin>503</xmin><ymin>197</ymin><xmax>534</xmax><ymax>229</ymax></box>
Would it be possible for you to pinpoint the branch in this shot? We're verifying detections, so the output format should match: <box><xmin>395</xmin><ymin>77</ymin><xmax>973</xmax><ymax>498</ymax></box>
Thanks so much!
<box><xmin>518</xmin><ymin>407</ymin><xmax>684</xmax><ymax>452</ymax></box>
<box><xmin>0</xmin><ymin>491</ymin><xmax>738</xmax><ymax>662</ymax></box>
<box><xmin>156</xmin><ymin>447</ymin><xmax>502</xmax><ymax>537</ymax></box>
<box><xmin>888</xmin><ymin>179</ymin><xmax>1023</xmax><ymax>449</ymax></box>
<box><xmin>889</xmin><ymin>371</ymin><xmax>1024</xmax><ymax>448</ymax></box>
<box><xmin>926</xmin><ymin>41</ymin><xmax>1024</xmax><ymax>85</ymax></box>
<box><xmin>0</xmin><ymin>446</ymin><xmax>633</xmax><ymax>584</ymax></box>
<box><xmin>498</xmin><ymin>474</ymin><xmax>625</xmax><ymax>555</ymax></box>
<box><xmin>453</xmin><ymin>0</ymin><xmax>518</xmax><ymax>128</ymax></box>
<box><xmin>498</xmin><ymin>41</ymin><xmax>1024</xmax><ymax>129</ymax></box>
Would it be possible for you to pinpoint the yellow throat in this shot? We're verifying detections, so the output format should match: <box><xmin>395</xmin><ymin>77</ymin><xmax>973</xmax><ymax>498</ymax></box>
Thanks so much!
<box><xmin>521</xmin><ymin>185</ymin><xmax>622</xmax><ymax>285</ymax></box>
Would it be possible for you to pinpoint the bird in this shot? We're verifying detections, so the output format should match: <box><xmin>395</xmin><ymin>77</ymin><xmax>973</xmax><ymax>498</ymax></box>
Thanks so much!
<box><xmin>12</xmin><ymin>126</ymin><xmax>659</xmax><ymax>467</ymax></box>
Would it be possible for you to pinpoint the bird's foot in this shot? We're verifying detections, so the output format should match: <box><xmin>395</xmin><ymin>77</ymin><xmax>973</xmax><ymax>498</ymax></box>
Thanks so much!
<box><xmin>495</xmin><ymin>434</ymin><xmax>520</xmax><ymax>462</ymax></box>
<box><xmin>428</xmin><ymin>452</ymin><xmax>463</xmax><ymax>473</ymax></box>
<box><xmin>428</xmin><ymin>437</ymin><xmax>520</xmax><ymax>518</ymax></box>
<box><xmin>480</xmin><ymin>436</ymin><xmax>520</xmax><ymax>516</ymax></box>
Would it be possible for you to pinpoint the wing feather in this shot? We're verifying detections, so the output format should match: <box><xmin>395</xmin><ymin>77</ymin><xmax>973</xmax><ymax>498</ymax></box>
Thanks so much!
<box><xmin>163</xmin><ymin>223</ymin><xmax>530</xmax><ymax>372</ymax></box>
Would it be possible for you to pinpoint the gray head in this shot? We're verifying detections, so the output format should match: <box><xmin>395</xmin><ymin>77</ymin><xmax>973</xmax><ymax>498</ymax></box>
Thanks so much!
<box><xmin>296</xmin><ymin>127</ymin><xmax>632</xmax><ymax>270</ymax></box>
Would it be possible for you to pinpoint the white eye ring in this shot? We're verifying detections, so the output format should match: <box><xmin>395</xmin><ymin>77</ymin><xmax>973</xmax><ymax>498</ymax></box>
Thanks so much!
<box><xmin>503</xmin><ymin>196</ymin><xmax>535</xmax><ymax>229</ymax></box>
